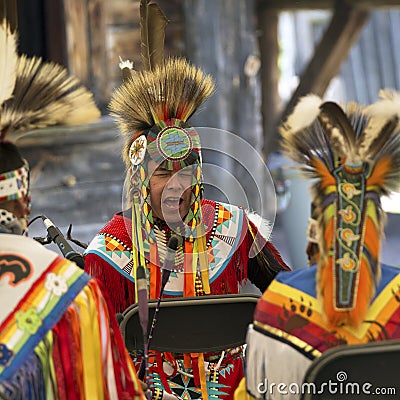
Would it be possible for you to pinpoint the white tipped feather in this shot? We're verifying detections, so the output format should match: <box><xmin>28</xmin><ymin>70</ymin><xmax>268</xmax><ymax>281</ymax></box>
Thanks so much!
<box><xmin>245</xmin><ymin>210</ymin><xmax>273</xmax><ymax>240</ymax></box>
<box><xmin>359</xmin><ymin>90</ymin><xmax>400</xmax><ymax>159</ymax></box>
<box><xmin>118</xmin><ymin>56</ymin><xmax>134</xmax><ymax>70</ymax></box>
<box><xmin>364</xmin><ymin>100</ymin><xmax>400</xmax><ymax>119</ymax></box>
<box><xmin>284</xmin><ymin>94</ymin><xmax>323</xmax><ymax>134</ymax></box>
<box><xmin>245</xmin><ymin>210</ymin><xmax>273</xmax><ymax>258</ymax></box>
<box><xmin>358</xmin><ymin>114</ymin><xmax>392</xmax><ymax>159</ymax></box>
<box><xmin>378</xmin><ymin>88</ymin><xmax>400</xmax><ymax>102</ymax></box>
<box><xmin>0</xmin><ymin>20</ymin><xmax>17</xmax><ymax>105</ymax></box>
<box><xmin>364</xmin><ymin>89</ymin><xmax>400</xmax><ymax>120</ymax></box>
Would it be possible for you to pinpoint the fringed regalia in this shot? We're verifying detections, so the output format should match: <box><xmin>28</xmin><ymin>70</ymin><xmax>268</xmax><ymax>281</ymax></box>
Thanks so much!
<box><xmin>85</xmin><ymin>198</ymin><xmax>287</xmax><ymax>398</ymax></box>
<box><xmin>84</xmin><ymin>3</ymin><xmax>289</xmax><ymax>395</ymax></box>
<box><xmin>0</xmin><ymin>234</ymin><xmax>144</xmax><ymax>399</ymax></box>
<box><xmin>245</xmin><ymin>92</ymin><xmax>400</xmax><ymax>399</ymax></box>
<box><xmin>85</xmin><ymin>198</ymin><xmax>287</xmax><ymax>308</ymax></box>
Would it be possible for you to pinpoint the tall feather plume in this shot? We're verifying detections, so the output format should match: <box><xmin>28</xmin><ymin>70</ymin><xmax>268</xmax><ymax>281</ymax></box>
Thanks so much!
<box><xmin>318</xmin><ymin>101</ymin><xmax>358</xmax><ymax>164</ymax></box>
<box><xmin>279</xmin><ymin>94</ymin><xmax>400</xmax><ymax>328</ymax></box>
<box><xmin>109</xmin><ymin>57</ymin><xmax>215</xmax><ymax>167</ymax></box>
<box><xmin>0</xmin><ymin>3</ymin><xmax>17</xmax><ymax>108</ymax></box>
<box><xmin>359</xmin><ymin>89</ymin><xmax>400</xmax><ymax>193</ymax></box>
<box><xmin>140</xmin><ymin>0</ymin><xmax>168</xmax><ymax>71</ymax></box>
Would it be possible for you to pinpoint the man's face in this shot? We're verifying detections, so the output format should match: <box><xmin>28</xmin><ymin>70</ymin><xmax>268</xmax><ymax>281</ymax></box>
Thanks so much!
<box><xmin>148</xmin><ymin>160</ymin><xmax>193</xmax><ymax>224</ymax></box>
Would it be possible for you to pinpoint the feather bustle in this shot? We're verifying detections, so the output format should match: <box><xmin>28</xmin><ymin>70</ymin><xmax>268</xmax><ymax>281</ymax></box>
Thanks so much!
<box><xmin>281</xmin><ymin>93</ymin><xmax>400</xmax><ymax>328</ymax></box>
<box><xmin>1</xmin><ymin>55</ymin><xmax>100</xmax><ymax>137</ymax></box>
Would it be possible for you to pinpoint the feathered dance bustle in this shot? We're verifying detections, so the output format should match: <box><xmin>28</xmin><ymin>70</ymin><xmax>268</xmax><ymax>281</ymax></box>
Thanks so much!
<box><xmin>280</xmin><ymin>92</ymin><xmax>400</xmax><ymax>327</ymax></box>
<box><xmin>0</xmin><ymin>5</ymin><xmax>100</xmax><ymax>142</ymax></box>
<box><xmin>1</xmin><ymin>55</ymin><xmax>100</xmax><ymax>138</ymax></box>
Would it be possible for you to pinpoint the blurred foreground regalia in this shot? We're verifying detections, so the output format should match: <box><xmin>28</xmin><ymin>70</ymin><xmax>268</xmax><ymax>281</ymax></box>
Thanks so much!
<box><xmin>245</xmin><ymin>92</ymin><xmax>400</xmax><ymax>399</ymax></box>
<box><xmin>0</xmin><ymin>2</ymin><xmax>144</xmax><ymax>398</ymax></box>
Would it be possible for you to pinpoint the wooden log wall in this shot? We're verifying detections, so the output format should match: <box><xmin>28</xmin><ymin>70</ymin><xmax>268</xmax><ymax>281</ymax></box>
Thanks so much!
<box><xmin>56</xmin><ymin>0</ymin><xmax>184</xmax><ymax>110</ymax></box>
<box><xmin>105</xmin><ymin>0</ymin><xmax>183</xmax><ymax>91</ymax></box>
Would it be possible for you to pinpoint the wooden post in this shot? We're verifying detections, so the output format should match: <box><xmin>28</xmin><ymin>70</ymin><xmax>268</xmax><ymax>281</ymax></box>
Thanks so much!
<box><xmin>183</xmin><ymin>0</ymin><xmax>274</xmax><ymax>217</ymax></box>
<box><xmin>44</xmin><ymin>0</ymin><xmax>68</xmax><ymax>66</ymax></box>
<box><xmin>257</xmin><ymin>5</ymin><xmax>280</xmax><ymax>156</ymax></box>
<box><xmin>62</xmin><ymin>0</ymin><xmax>90</xmax><ymax>85</ymax></box>
<box><xmin>87</xmin><ymin>0</ymin><xmax>108</xmax><ymax>109</ymax></box>
<box><xmin>183</xmin><ymin>0</ymin><xmax>263</xmax><ymax>150</ymax></box>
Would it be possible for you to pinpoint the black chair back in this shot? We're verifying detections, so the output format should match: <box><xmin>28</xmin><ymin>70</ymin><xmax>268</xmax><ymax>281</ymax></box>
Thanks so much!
<box><xmin>300</xmin><ymin>340</ymin><xmax>400</xmax><ymax>400</ymax></box>
<box><xmin>119</xmin><ymin>294</ymin><xmax>259</xmax><ymax>353</ymax></box>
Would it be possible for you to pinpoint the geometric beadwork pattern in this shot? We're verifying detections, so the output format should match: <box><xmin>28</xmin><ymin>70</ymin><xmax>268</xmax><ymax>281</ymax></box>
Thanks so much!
<box><xmin>85</xmin><ymin>234</ymin><xmax>133</xmax><ymax>278</ymax></box>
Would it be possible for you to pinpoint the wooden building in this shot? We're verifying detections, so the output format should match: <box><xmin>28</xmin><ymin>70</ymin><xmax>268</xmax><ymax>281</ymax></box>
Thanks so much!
<box><xmin>15</xmin><ymin>0</ymin><xmax>400</xmax><ymax>259</ymax></box>
<box><xmin>17</xmin><ymin>0</ymin><xmax>400</xmax><ymax>147</ymax></box>
<box><xmin>17</xmin><ymin>0</ymin><xmax>184</xmax><ymax>111</ymax></box>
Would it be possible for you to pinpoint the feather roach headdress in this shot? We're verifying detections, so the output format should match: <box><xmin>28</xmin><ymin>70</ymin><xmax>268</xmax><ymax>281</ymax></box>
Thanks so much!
<box><xmin>279</xmin><ymin>92</ymin><xmax>400</xmax><ymax>327</ymax></box>
<box><xmin>110</xmin><ymin>57</ymin><xmax>215</xmax><ymax>169</ymax></box>
<box><xmin>110</xmin><ymin>0</ymin><xmax>215</xmax><ymax>298</ymax></box>
<box><xmin>0</xmin><ymin>0</ymin><xmax>100</xmax><ymax>232</ymax></box>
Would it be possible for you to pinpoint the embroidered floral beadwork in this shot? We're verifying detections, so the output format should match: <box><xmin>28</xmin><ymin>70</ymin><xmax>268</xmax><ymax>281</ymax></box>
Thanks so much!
<box><xmin>15</xmin><ymin>308</ymin><xmax>42</xmax><ymax>334</ymax></box>
<box><xmin>45</xmin><ymin>272</ymin><xmax>68</xmax><ymax>296</ymax></box>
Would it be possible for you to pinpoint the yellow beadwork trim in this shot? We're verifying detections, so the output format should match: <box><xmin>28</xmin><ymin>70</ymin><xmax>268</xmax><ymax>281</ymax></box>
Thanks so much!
<box><xmin>253</xmin><ymin>321</ymin><xmax>322</xmax><ymax>358</ymax></box>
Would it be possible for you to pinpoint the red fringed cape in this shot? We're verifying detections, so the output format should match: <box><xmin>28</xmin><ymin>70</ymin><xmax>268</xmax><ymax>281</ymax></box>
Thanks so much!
<box><xmin>84</xmin><ymin>199</ymin><xmax>288</xmax><ymax>400</ymax></box>
<box><xmin>84</xmin><ymin>199</ymin><xmax>289</xmax><ymax>312</ymax></box>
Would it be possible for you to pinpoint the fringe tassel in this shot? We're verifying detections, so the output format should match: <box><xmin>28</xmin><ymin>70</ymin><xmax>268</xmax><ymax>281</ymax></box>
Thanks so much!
<box><xmin>184</xmin><ymin>241</ymin><xmax>195</xmax><ymax>296</ymax></box>
<box><xmin>1</xmin><ymin>352</ymin><xmax>46</xmax><ymax>399</ymax></box>
<box><xmin>53</xmin><ymin>311</ymin><xmax>81</xmax><ymax>400</ymax></box>
<box><xmin>156</xmin><ymin>352</ymin><xmax>172</xmax><ymax>394</ymax></box>
<box><xmin>97</xmin><ymin>280</ymin><xmax>143</xmax><ymax>397</ymax></box>
<box><xmin>84</xmin><ymin>254</ymin><xmax>136</xmax><ymax>313</ymax></box>
<box><xmin>197</xmin><ymin>231</ymin><xmax>210</xmax><ymax>294</ymax></box>
<box><xmin>197</xmin><ymin>353</ymin><xmax>209</xmax><ymax>400</ymax></box>
<box><xmin>52</xmin><ymin>328</ymin><xmax>68</xmax><ymax>400</ymax></box>
<box><xmin>34</xmin><ymin>334</ymin><xmax>57</xmax><ymax>399</ymax></box>
<box><xmin>132</xmin><ymin>195</ymin><xmax>147</xmax><ymax>300</ymax></box>
<box><xmin>149</xmin><ymin>242</ymin><xmax>161</xmax><ymax>299</ymax></box>
<box><xmin>245</xmin><ymin>326</ymin><xmax>270</xmax><ymax>399</ymax></box>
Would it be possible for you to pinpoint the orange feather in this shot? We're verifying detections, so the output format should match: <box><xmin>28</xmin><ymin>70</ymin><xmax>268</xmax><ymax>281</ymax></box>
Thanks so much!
<box><xmin>367</xmin><ymin>157</ymin><xmax>391</xmax><ymax>188</ymax></box>
<box><xmin>313</xmin><ymin>159</ymin><xmax>336</xmax><ymax>188</ymax></box>
<box><xmin>363</xmin><ymin>214</ymin><xmax>380</xmax><ymax>263</ymax></box>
